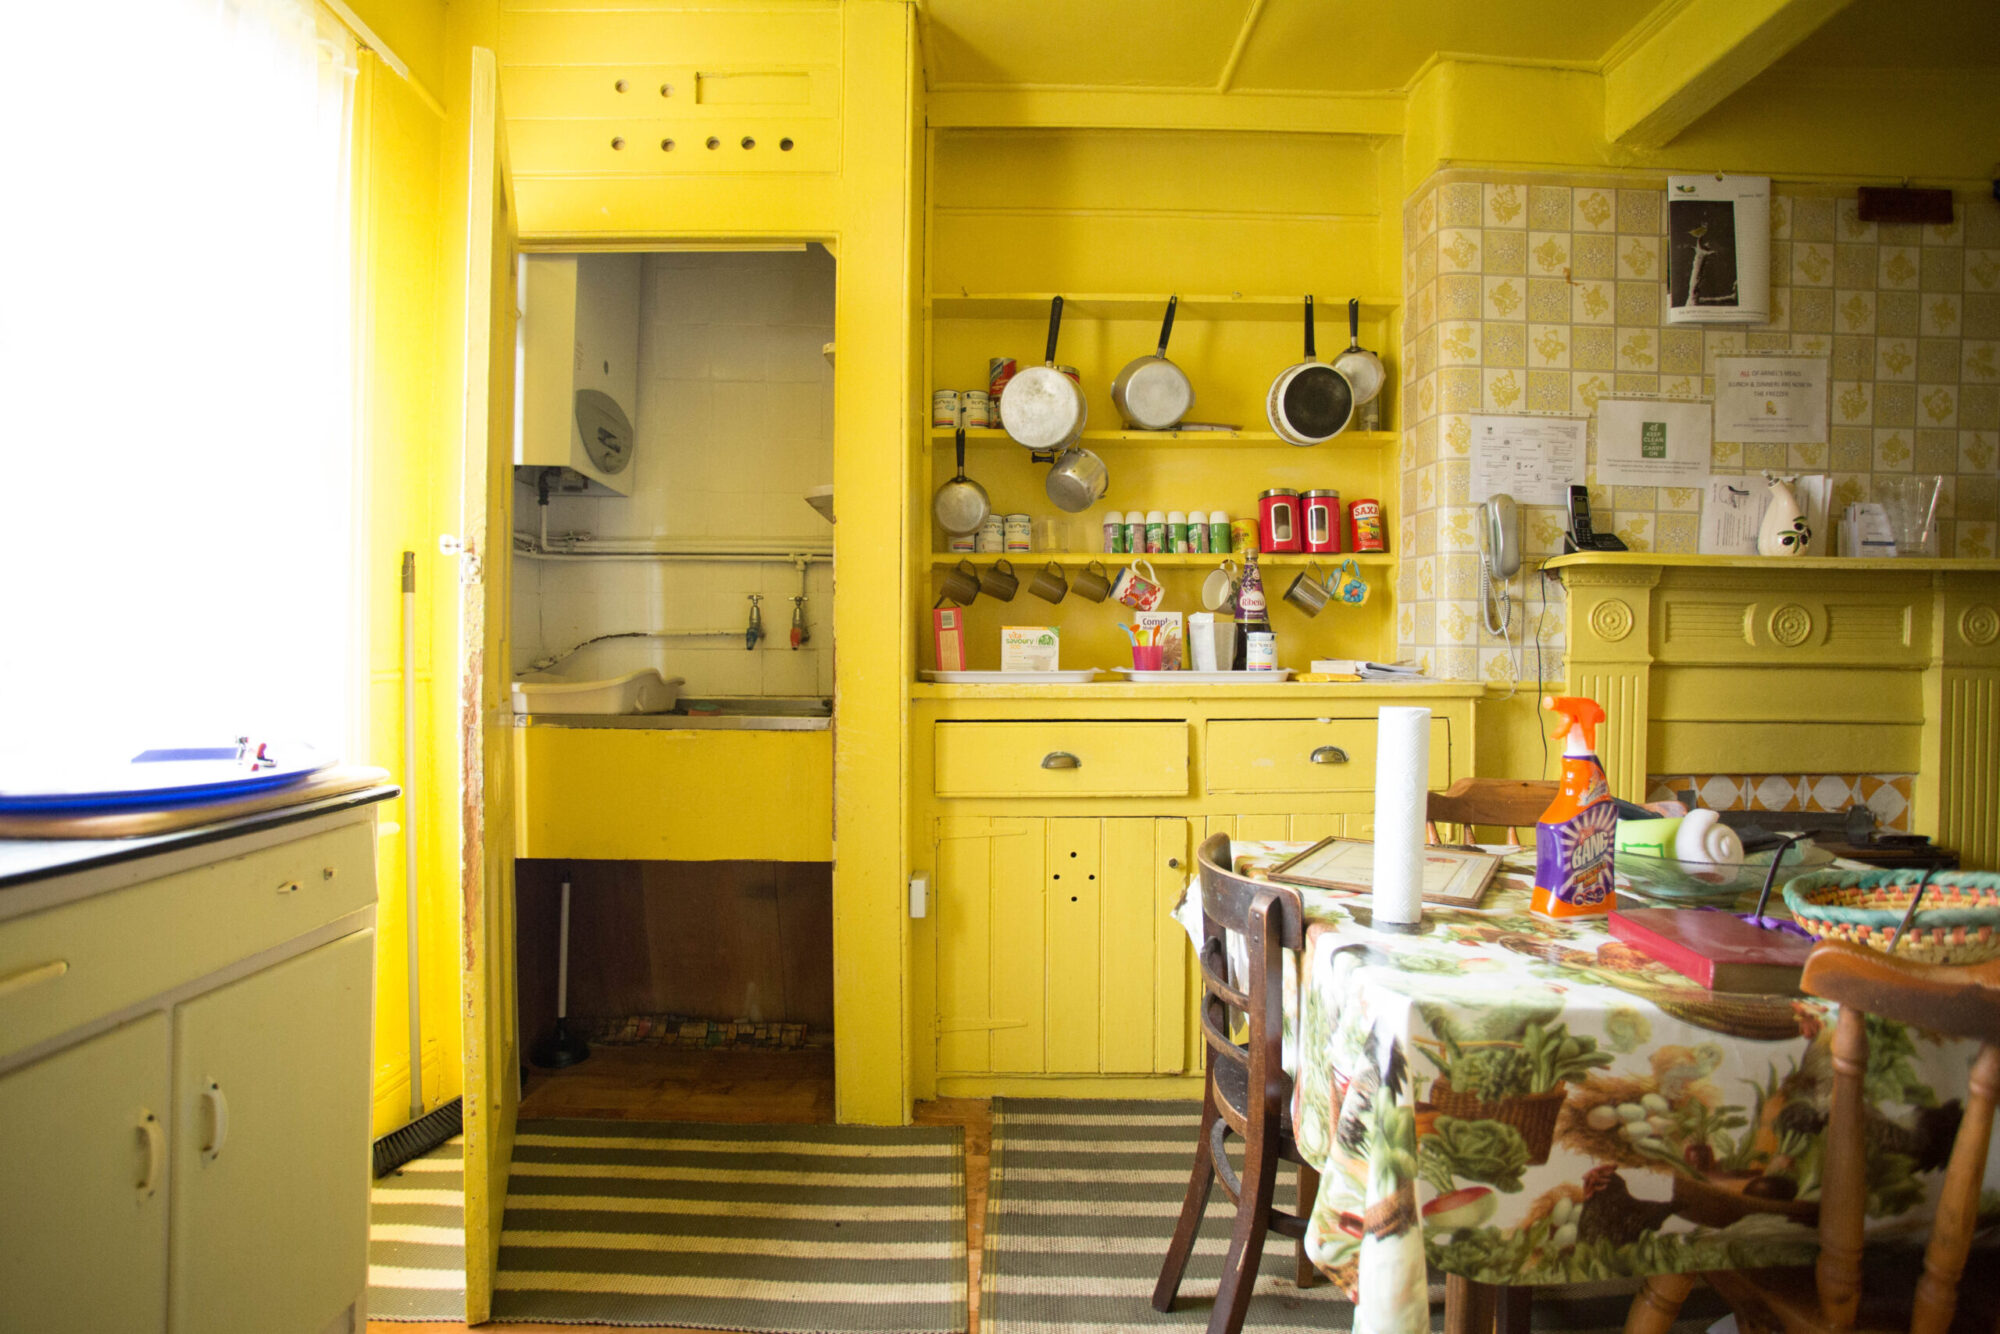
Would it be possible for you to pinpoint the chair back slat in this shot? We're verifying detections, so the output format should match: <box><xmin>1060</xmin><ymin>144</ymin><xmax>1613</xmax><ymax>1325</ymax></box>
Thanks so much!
<box><xmin>1194</xmin><ymin>833</ymin><xmax>1303</xmax><ymax>1120</ymax></box>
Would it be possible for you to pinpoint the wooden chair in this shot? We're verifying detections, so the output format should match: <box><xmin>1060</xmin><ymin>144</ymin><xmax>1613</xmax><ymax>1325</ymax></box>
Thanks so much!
<box><xmin>1624</xmin><ymin>939</ymin><xmax>2000</xmax><ymax>1334</ymax></box>
<box><xmin>1426</xmin><ymin>777</ymin><xmax>1558</xmax><ymax>846</ymax></box>
<box><xmin>1153</xmin><ymin>832</ymin><xmax>1321</xmax><ymax>1334</ymax></box>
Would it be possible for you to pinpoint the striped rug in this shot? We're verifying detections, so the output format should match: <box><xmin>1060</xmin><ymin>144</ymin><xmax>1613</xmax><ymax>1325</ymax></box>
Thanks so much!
<box><xmin>369</xmin><ymin>1134</ymin><xmax>469</xmax><ymax>1321</ymax></box>
<box><xmin>982</xmin><ymin>1100</ymin><xmax>1727</xmax><ymax>1334</ymax></box>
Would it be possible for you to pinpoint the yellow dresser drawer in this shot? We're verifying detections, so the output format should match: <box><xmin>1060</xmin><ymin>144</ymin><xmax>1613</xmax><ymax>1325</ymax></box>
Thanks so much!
<box><xmin>1205</xmin><ymin>717</ymin><xmax>1451</xmax><ymax>794</ymax></box>
<box><xmin>0</xmin><ymin>822</ymin><xmax>375</xmax><ymax>1062</ymax></box>
<box><xmin>934</xmin><ymin>722</ymin><xmax>1189</xmax><ymax>799</ymax></box>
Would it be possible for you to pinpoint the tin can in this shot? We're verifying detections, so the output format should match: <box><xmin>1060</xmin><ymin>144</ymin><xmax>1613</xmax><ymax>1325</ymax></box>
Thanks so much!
<box><xmin>1229</xmin><ymin>516</ymin><xmax>1259</xmax><ymax>555</ymax></box>
<box><xmin>1258</xmin><ymin>488</ymin><xmax>1303</xmax><ymax>553</ymax></box>
<box><xmin>1166</xmin><ymin>511</ymin><xmax>1188</xmax><ymax>554</ymax></box>
<box><xmin>976</xmin><ymin>515</ymin><xmax>1005</xmax><ymax>553</ymax></box>
<box><xmin>1103</xmin><ymin>514</ymin><xmax>1125</xmax><ymax>554</ymax></box>
<box><xmin>1303</xmin><ymin>489</ymin><xmax>1342</xmax><ymax>554</ymax></box>
<box><xmin>1144</xmin><ymin>510</ymin><xmax>1166</xmax><ymax>555</ymax></box>
<box><xmin>1057</xmin><ymin>365</ymin><xmax>1081</xmax><ymax>385</ymax></box>
<box><xmin>988</xmin><ymin>357</ymin><xmax>1017</xmax><ymax>398</ymax></box>
<box><xmin>1349</xmin><ymin>498</ymin><xmax>1387</xmax><ymax>553</ymax></box>
<box><xmin>1187</xmin><ymin>507</ymin><xmax>1210</xmax><ymax>554</ymax></box>
<box><xmin>1122</xmin><ymin>512</ymin><xmax>1144</xmax><ymax>555</ymax></box>
<box><xmin>1002</xmin><ymin>512</ymin><xmax>1032</xmax><ymax>553</ymax></box>
<box><xmin>1210</xmin><ymin>511</ymin><xmax>1232</xmax><ymax>553</ymax></box>
<box><xmin>963</xmin><ymin>390</ymin><xmax>992</xmax><ymax>429</ymax></box>
<box><xmin>1245</xmin><ymin>631</ymin><xmax>1277</xmax><ymax>671</ymax></box>
<box><xmin>931</xmin><ymin>389</ymin><xmax>960</xmax><ymax>427</ymax></box>
<box><xmin>947</xmin><ymin>531</ymin><xmax>975</xmax><ymax>553</ymax></box>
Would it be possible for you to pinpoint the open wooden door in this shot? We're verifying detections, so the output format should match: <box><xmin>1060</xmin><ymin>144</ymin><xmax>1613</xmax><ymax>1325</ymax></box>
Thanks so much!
<box><xmin>455</xmin><ymin>46</ymin><xmax>519</xmax><ymax>1326</ymax></box>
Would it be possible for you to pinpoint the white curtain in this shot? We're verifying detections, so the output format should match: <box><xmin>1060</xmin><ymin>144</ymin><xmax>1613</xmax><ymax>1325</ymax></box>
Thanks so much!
<box><xmin>0</xmin><ymin>0</ymin><xmax>359</xmax><ymax>760</ymax></box>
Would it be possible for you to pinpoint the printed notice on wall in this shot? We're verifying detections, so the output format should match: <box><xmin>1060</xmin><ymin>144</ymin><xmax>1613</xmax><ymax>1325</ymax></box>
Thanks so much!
<box><xmin>1666</xmin><ymin>174</ymin><xmax>1771</xmax><ymax>325</ymax></box>
<box><xmin>1714</xmin><ymin>355</ymin><xmax>1829</xmax><ymax>443</ymax></box>
<box><xmin>1468</xmin><ymin>413</ymin><xmax>1587</xmax><ymax>506</ymax></box>
<box><xmin>1594</xmin><ymin>398</ymin><xmax>1711</xmax><ymax>486</ymax></box>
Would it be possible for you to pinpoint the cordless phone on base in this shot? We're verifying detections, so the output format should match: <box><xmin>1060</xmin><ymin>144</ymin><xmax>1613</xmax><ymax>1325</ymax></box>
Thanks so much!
<box><xmin>1564</xmin><ymin>485</ymin><xmax>1628</xmax><ymax>554</ymax></box>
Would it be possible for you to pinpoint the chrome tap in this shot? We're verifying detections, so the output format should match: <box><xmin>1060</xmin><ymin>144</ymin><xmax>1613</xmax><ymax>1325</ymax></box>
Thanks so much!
<box><xmin>744</xmin><ymin>594</ymin><xmax>764</xmax><ymax>650</ymax></box>
<box><xmin>790</xmin><ymin>594</ymin><xmax>809</xmax><ymax>649</ymax></box>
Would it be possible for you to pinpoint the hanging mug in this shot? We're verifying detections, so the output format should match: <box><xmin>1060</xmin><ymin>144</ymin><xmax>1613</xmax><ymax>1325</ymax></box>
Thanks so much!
<box><xmin>1071</xmin><ymin>559</ymin><xmax>1113</xmax><ymax>602</ymax></box>
<box><xmin>1336</xmin><ymin>558</ymin><xmax>1369</xmax><ymax>605</ymax></box>
<box><xmin>979</xmin><ymin>557</ymin><xmax>1019</xmax><ymax>602</ymax></box>
<box><xmin>1110</xmin><ymin>558</ymin><xmax>1165</xmax><ymax>611</ymax></box>
<box><xmin>1281</xmin><ymin>561</ymin><xmax>1332</xmax><ymax>616</ymax></box>
<box><xmin>1201</xmin><ymin>558</ymin><xmax>1241</xmax><ymax>613</ymax></box>
<box><xmin>938</xmin><ymin>558</ymin><xmax>981</xmax><ymax>606</ymax></box>
<box><xmin>1028</xmin><ymin>561</ymin><xmax>1068</xmax><ymax>603</ymax></box>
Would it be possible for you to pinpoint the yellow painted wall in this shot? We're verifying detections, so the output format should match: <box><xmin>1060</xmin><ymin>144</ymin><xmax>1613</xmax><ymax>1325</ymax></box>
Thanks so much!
<box><xmin>351</xmin><ymin>31</ymin><xmax>466</xmax><ymax>1137</ymax></box>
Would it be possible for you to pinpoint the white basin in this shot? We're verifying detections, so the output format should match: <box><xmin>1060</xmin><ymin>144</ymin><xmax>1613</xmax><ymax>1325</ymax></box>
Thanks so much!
<box><xmin>511</xmin><ymin>669</ymin><xmax>683</xmax><ymax>716</ymax></box>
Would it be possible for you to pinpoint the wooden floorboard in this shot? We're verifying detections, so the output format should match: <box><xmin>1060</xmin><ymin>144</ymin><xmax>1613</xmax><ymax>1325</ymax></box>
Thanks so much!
<box><xmin>369</xmin><ymin>1049</ymin><xmax>989</xmax><ymax>1334</ymax></box>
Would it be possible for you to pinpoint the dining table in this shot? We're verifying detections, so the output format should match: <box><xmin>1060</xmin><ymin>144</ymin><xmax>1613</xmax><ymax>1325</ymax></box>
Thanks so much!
<box><xmin>1175</xmin><ymin>841</ymin><xmax>1998</xmax><ymax>1334</ymax></box>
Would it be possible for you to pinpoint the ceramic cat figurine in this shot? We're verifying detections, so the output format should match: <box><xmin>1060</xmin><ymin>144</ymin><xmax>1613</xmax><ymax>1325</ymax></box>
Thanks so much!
<box><xmin>1757</xmin><ymin>473</ymin><xmax>1810</xmax><ymax>556</ymax></box>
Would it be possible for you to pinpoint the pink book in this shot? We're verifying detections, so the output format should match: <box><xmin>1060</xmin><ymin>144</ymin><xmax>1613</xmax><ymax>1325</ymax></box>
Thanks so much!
<box><xmin>1607</xmin><ymin>908</ymin><xmax>1814</xmax><ymax>993</ymax></box>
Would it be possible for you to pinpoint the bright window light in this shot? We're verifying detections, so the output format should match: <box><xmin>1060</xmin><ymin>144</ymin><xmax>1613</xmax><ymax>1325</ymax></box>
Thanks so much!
<box><xmin>0</xmin><ymin>0</ymin><xmax>359</xmax><ymax>764</ymax></box>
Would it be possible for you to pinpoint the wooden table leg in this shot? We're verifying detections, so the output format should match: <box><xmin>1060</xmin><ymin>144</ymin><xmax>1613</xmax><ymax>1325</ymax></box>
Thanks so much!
<box><xmin>1496</xmin><ymin>1285</ymin><xmax>1533</xmax><ymax>1334</ymax></box>
<box><xmin>1624</xmin><ymin>1272</ymin><xmax>1699</xmax><ymax>1334</ymax></box>
<box><xmin>1445</xmin><ymin>1275</ymin><xmax>1498</xmax><ymax>1334</ymax></box>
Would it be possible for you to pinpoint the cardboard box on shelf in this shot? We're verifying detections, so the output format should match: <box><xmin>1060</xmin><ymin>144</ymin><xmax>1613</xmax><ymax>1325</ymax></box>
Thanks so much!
<box><xmin>932</xmin><ymin>607</ymin><xmax>966</xmax><ymax>672</ymax></box>
<box><xmin>1000</xmin><ymin>626</ymin><xmax>1060</xmax><ymax>671</ymax></box>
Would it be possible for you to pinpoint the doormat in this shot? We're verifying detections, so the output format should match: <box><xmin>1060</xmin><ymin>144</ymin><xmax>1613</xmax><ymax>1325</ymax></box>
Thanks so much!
<box><xmin>491</xmin><ymin>1118</ymin><xmax>965</xmax><ymax>1330</ymax></box>
<box><xmin>368</xmin><ymin>1134</ymin><xmax>468</xmax><ymax>1321</ymax></box>
<box><xmin>982</xmin><ymin>1099</ymin><xmax>1727</xmax><ymax>1334</ymax></box>
<box><xmin>589</xmin><ymin>1014</ymin><xmax>832</xmax><ymax>1051</ymax></box>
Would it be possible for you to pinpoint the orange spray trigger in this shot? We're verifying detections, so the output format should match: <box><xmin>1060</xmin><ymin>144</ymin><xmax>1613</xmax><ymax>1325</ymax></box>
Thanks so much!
<box><xmin>1543</xmin><ymin>694</ymin><xmax>1605</xmax><ymax>752</ymax></box>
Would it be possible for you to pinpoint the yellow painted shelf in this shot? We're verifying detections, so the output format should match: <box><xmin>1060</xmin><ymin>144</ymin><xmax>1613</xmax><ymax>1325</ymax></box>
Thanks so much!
<box><xmin>910</xmin><ymin>680</ymin><xmax>1482</xmax><ymax>700</ymax></box>
<box><xmin>928</xmin><ymin>293</ymin><xmax>1399</xmax><ymax>322</ymax></box>
<box><xmin>931</xmin><ymin>427</ymin><xmax>1398</xmax><ymax>448</ymax></box>
<box><xmin>931</xmin><ymin>551</ymin><xmax>1395</xmax><ymax>567</ymax></box>
<box><xmin>1545</xmin><ymin>552</ymin><xmax>2000</xmax><ymax>574</ymax></box>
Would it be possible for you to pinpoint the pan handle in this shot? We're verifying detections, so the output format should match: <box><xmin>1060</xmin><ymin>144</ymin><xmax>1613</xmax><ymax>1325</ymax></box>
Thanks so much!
<box><xmin>1045</xmin><ymin>295</ymin><xmax>1064</xmax><ymax>367</ymax></box>
<box><xmin>1348</xmin><ymin>297</ymin><xmax>1361</xmax><ymax>349</ymax></box>
<box><xmin>1303</xmin><ymin>295</ymin><xmax>1316</xmax><ymax>360</ymax></box>
<box><xmin>955</xmin><ymin>425</ymin><xmax>967</xmax><ymax>480</ymax></box>
<box><xmin>1156</xmin><ymin>295</ymin><xmax>1178</xmax><ymax>356</ymax></box>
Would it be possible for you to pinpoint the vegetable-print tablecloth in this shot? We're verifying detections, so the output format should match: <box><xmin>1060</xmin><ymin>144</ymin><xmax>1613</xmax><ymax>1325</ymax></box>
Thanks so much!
<box><xmin>1176</xmin><ymin>843</ymin><xmax>1997</xmax><ymax>1334</ymax></box>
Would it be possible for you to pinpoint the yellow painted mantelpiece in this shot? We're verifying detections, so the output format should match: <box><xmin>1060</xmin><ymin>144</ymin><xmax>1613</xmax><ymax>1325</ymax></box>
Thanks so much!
<box><xmin>1551</xmin><ymin>553</ymin><xmax>2000</xmax><ymax>868</ymax></box>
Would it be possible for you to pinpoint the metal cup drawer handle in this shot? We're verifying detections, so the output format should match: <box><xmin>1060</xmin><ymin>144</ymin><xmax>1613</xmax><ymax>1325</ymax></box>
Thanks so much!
<box><xmin>1309</xmin><ymin>745</ymin><xmax>1350</xmax><ymax>765</ymax></box>
<box><xmin>1041</xmin><ymin>751</ymin><xmax>1082</xmax><ymax>770</ymax></box>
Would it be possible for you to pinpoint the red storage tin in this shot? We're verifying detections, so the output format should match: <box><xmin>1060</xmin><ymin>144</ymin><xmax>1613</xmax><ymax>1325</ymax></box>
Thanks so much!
<box><xmin>1258</xmin><ymin>488</ymin><xmax>1303</xmax><ymax>553</ymax></box>
<box><xmin>1303</xmin><ymin>490</ymin><xmax>1342</xmax><ymax>554</ymax></box>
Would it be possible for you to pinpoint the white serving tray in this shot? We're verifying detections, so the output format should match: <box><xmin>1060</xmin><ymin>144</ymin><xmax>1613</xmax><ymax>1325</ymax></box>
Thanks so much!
<box><xmin>923</xmin><ymin>669</ymin><xmax>1103</xmax><ymax>684</ymax></box>
<box><xmin>1111</xmin><ymin>667</ymin><xmax>1296</xmax><ymax>683</ymax></box>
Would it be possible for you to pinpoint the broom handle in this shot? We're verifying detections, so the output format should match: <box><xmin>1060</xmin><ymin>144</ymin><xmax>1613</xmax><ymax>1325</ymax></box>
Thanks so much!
<box><xmin>556</xmin><ymin>878</ymin><xmax>573</xmax><ymax>1021</ymax></box>
<box><xmin>402</xmin><ymin>552</ymin><xmax>425</xmax><ymax>1123</ymax></box>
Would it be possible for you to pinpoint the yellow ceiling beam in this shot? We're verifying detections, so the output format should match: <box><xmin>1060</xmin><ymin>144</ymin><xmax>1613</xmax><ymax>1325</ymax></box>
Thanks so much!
<box><xmin>926</xmin><ymin>87</ymin><xmax>1402</xmax><ymax>137</ymax></box>
<box><xmin>1603</xmin><ymin>0</ymin><xmax>1855</xmax><ymax>149</ymax></box>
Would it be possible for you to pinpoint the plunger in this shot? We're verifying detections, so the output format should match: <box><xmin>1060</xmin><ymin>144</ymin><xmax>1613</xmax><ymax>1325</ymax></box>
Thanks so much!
<box><xmin>531</xmin><ymin>873</ymin><xmax>592</xmax><ymax>1069</ymax></box>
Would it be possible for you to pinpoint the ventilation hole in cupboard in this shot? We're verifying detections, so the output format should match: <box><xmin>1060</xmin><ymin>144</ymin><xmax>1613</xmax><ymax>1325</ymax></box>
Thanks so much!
<box><xmin>779</xmin><ymin>137</ymin><xmax>794</xmax><ymax>151</ymax></box>
<box><xmin>659</xmin><ymin>83</ymin><xmax>674</xmax><ymax>97</ymax></box>
<box><xmin>614</xmin><ymin>79</ymin><xmax>628</xmax><ymax>93</ymax></box>
<box><xmin>706</xmin><ymin>136</ymin><xmax>720</xmax><ymax>150</ymax></box>
<box><xmin>661</xmin><ymin>138</ymin><xmax>675</xmax><ymax>151</ymax></box>
<box><xmin>610</xmin><ymin>136</ymin><xmax>626</xmax><ymax>150</ymax></box>
<box><xmin>741</xmin><ymin>136</ymin><xmax>755</xmax><ymax>149</ymax></box>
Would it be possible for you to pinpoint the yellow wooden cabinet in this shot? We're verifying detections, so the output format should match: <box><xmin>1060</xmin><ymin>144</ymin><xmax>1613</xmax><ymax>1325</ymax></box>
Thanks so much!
<box><xmin>934</xmin><ymin>721</ymin><xmax>1189</xmax><ymax>799</ymax></box>
<box><xmin>0</xmin><ymin>803</ymin><xmax>383</xmax><ymax>1334</ymax></box>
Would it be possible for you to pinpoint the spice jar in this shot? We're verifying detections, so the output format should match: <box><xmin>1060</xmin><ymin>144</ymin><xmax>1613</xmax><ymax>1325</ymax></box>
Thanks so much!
<box><xmin>1258</xmin><ymin>488</ymin><xmax>1303</xmax><ymax>553</ymax></box>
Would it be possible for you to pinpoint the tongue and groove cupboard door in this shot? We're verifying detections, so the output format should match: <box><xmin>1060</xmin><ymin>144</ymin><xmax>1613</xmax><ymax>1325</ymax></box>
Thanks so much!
<box><xmin>455</xmin><ymin>46</ymin><xmax>520</xmax><ymax>1328</ymax></box>
<box><xmin>933</xmin><ymin>816</ymin><xmax>1190</xmax><ymax>1079</ymax></box>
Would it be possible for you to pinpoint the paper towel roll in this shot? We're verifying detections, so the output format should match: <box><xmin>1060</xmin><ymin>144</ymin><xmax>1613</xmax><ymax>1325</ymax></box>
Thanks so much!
<box><xmin>1372</xmin><ymin>706</ymin><xmax>1431</xmax><ymax>929</ymax></box>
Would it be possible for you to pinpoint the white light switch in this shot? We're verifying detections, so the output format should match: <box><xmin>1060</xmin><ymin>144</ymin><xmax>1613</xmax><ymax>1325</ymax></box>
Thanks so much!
<box><xmin>909</xmin><ymin>872</ymin><xmax>929</xmax><ymax>919</ymax></box>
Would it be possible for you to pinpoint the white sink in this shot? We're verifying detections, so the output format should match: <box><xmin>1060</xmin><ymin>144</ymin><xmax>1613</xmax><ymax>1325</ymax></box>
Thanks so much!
<box><xmin>511</xmin><ymin>669</ymin><xmax>683</xmax><ymax>716</ymax></box>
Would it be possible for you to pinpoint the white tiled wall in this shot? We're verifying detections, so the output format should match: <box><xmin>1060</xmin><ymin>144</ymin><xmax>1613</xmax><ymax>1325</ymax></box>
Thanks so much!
<box><xmin>512</xmin><ymin>249</ymin><xmax>836</xmax><ymax>696</ymax></box>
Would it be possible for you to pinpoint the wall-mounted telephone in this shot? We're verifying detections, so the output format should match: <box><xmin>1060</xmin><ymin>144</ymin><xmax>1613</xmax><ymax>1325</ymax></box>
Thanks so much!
<box><xmin>1563</xmin><ymin>484</ymin><xmax>1629</xmax><ymax>553</ymax></box>
<box><xmin>1480</xmin><ymin>493</ymin><xmax>1520</xmax><ymax>637</ymax></box>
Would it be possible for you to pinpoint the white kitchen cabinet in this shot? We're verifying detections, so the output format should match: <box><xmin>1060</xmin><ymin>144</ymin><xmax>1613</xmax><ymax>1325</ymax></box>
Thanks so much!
<box><xmin>0</xmin><ymin>800</ymin><xmax>386</xmax><ymax>1334</ymax></box>
<box><xmin>0</xmin><ymin>1013</ymin><xmax>170</xmax><ymax>1334</ymax></box>
<box><xmin>169</xmin><ymin>929</ymin><xmax>374</xmax><ymax>1334</ymax></box>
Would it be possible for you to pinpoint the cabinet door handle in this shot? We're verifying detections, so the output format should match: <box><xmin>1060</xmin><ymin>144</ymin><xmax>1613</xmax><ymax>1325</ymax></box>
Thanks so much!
<box><xmin>200</xmin><ymin>1081</ymin><xmax>229</xmax><ymax>1163</ymax></box>
<box><xmin>1040</xmin><ymin>751</ymin><xmax>1081</xmax><ymax>770</ymax></box>
<box><xmin>0</xmin><ymin>958</ymin><xmax>68</xmax><ymax>998</ymax></box>
<box><xmin>137</xmin><ymin>1112</ymin><xmax>163</xmax><ymax>1197</ymax></box>
<box><xmin>1309</xmin><ymin>745</ymin><xmax>1350</xmax><ymax>765</ymax></box>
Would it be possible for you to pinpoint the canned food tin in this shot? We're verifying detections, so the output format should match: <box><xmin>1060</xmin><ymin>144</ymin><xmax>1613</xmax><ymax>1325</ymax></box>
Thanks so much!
<box><xmin>1258</xmin><ymin>488</ymin><xmax>1303</xmax><ymax>553</ymax></box>
<box><xmin>1303</xmin><ymin>489</ymin><xmax>1342</xmax><ymax>554</ymax></box>
<box><xmin>976</xmin><ymin>515</ymin><xmax>1005</xmax><ymax>553</ymax></box>
<box><xmin>931</xmin><ymin>389</ymin><xmax>960</xmax><ymax>427</ymax></box>
<box><xmin>947</xmin><ymin>531</ymin><xmax>975</xmax><ymax>553</ymax></box>
<box><xmin>1057</xmin><ymin>365</ymin><xmax>1081</xmax><ymax>385</ymax></box>
<box><xmin>1245</xmin><ymin>631</ymin><xmax>1278</xmax><ymax>671</ymax></box>
<box><xmin>1349</xmin><ymin>498</ymin><xmax>1387</xmax><ymax>553</ymax></box>
<box><xmin>1002</xmin><ymin>512</ymin><xmax>1032</xmax><ymax>552</ymax></box>
<box><xmin>963</xmin><ymin>390</ymin><xmax>993</xmax><ymax>429</ymax></box>
<box><xmin>1229</xmin><ymin>516</ymin><xmax>1259</xmax><ymax>555</ymax></box>
<box><xmin>989</xmin><ymin>357</ymin><xmax>1017</xmax><ymax>398</ymax></box>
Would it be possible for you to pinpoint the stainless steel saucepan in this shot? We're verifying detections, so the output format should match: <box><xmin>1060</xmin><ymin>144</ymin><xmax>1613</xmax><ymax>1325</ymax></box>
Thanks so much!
<box><xmin>1266</xmin><ymin>295</ymin><xmax>1354</xmax><ymax>447</ymax></box>
<box><xmin>931</xmin><ymin>425</ymin><xmax>990</xmax><ymax>535</ymax></box>
<box><xmin>999</xmin><ymin>296</ymin><xmax>1087</xmax><ymax>451</ymax></box>
<box><xmin>1111</xmin><ymin>295</ymin><xmax>1193</xmax><ymax>430</ymax></box>
<box><xmin>1331</xmin><ymin>298</ymin><xmax>1385</xmax><ymax>407</ymax></box>
<box><xmin>1045</xmin><ymin>445</ymin><xmax>1108</xmax><ymax>513</ymax></box>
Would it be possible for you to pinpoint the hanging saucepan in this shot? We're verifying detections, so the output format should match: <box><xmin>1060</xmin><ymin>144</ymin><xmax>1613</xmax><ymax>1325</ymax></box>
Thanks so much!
<box><xmin>1266</xmin><ymin>295</ymin><xmax>1354</xmax><ymax>447</ymax></box>
<box><xmin>1000</xmin><ymin>296</ymin><xmax>1087</xmax><ymax>452</ymax></box>
<box><xmin>1111</xmin><ymin>295</ymin><xmax>1194</xmax><ymax>430</ymax></box>
<box><xmin>932</xmin><ymin>425</ymin><xmax>991</xmax><ymax>535</ymax></box>
<box><xmin>1045</xmin><ymin>445</ymin><xmax>1108</xmax><ymax>513</ymax></box>
<box><xmin>1331</xmin><ymin>297</ymin><xmax>1385</xmax><ymax>407</ymax></box>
